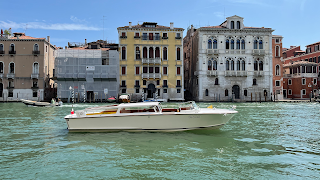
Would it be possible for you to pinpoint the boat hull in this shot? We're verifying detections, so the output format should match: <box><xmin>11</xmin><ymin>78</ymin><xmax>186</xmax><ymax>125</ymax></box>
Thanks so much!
<box><xmin>65</xmin><ymin>111</ymin><xmax>236</xmax><ymax>132</ymax></box>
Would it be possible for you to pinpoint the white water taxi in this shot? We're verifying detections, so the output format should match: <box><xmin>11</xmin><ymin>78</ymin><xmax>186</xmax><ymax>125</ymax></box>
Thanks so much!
<box><xmin>64</xmin><ymin>101</ymin><xmax>238</xmax><ymax>132</ymax></box>
<box><xmin>21</xmin><ymin>99</ymin><xmax>62</xmax><ymax>107</ymax></box>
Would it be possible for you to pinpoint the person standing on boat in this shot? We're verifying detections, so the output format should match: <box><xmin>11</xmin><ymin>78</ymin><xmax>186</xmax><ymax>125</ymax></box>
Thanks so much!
<box><xmin>51</xmin><ymin>98</ymin><xmax>56</xmax><ymax>104</ymax></box>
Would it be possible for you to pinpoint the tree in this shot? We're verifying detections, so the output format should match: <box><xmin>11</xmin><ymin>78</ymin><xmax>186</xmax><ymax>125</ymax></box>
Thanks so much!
<box><xmin>4</xmin><ymin>29</ymin><xmax>12</xmax><ymax>35</ymax></box>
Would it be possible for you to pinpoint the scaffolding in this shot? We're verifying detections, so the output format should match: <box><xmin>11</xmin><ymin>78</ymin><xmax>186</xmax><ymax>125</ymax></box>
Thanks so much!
<box><xmin>55</xmin><ymin>49</ymin><xmax>119</xmax><ymax>102</ymax></box>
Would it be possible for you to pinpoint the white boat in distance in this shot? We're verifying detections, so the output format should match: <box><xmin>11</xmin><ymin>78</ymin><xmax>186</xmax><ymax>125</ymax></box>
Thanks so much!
<box><xmin>21</xmin><ymin>99</ymin><xmax>62</xmax><ymax>107</ymax></box>
<box><xmin>64</xmin><ymin>101</ymin><xmax>238</xmax><ymax>132</ymax></box>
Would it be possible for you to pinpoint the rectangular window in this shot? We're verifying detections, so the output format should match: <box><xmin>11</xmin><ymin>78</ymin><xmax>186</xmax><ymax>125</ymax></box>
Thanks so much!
<box><xmin>155</xmin><ymin>33</ymin><xmax>160</xmax><ymax>40</ymax></box>
<box><xmin>143</xmin><ymin>67</ymin><xmax>148</xmax><ymax>73</ymax></box>
<box><xmin>177</xmin><ymin>80</ymin><xmax>181</xmax><ymax>86</ymax></box>
<box><xmin>33</xmin><ymin>90</ymin><xmax>37</xmax><ymax>97</ymax></box>
<box><xmin>122</xmin><ymin>32</ymin><xmax>126</xmax><ymax>37</ymax></box>
<box><xmin>302</xmin><ymin>89</ymin><xmax>306</xmax><ymax>95</ymax></box>
<box><xmin>142</xmin><ymin>33</ymin><xmax>147</xmax><ymax>40</ymax></box>
<box><xmin>163</xmin><ymin>89</ymin><xmax>167</xmax><ymax>93</ymax></box>
<box><xmin>163</xmin><ymin>33</ymin><xmax>167</xmax><ymax>37</ymax></box>
<box><xmin>176</xmin><ymin>33</ymin><xmax>180</xmax><ymax>38</ymax></box>
<box><xmin>121</xmin><ymin>80</ymin><xmax>126</xmax><ymax>87</ymax></box>
<box><xmin>275</xmin><ymin>80</ymin><xmax>280</xmax><ymax>87</ymax></box>
<box><xmin>135</xmin><ymin>88</ymin><xmax>139</xmax><ymax>93</ymax></box>
<box><xmin>149</xmin><ymin>67</ymin><xmax>153</xmax><ymax>73</ymax></box>
<box><xmin>275</xmin><ymin>39</ymin><xmax>279</xmax><ymax>43</ymax></box>
<box><xmin>8</xmin><ymin>91</ymin><xmax>13</xmax><ymax>97</ymax></box>
<box><xmin>244</xmin><ymin>90</ymin><xmax>247</xmax><ymax>96</ymax></box>
<box><xmin>163</xmin><ymin>80</ymin><xmax>167</xmax><ymax>86</ymax></box>
<box><xmin>135</xmin><ymin>32</ymin><xmax>139</xmax><ymax>37</ymax></box>
<box><xmin>177</xmin><ymin>67</ymin><xmax>181</xmax><ymax>75</ymax></box>
<box><xmin>122</xmin><ymin>89</ymin><xmax>126</xmax><ymax>93</ymax></box>
<box><xmin>121</xmin><ymin>67</ymin><xmax>126</xmax><ymax>75</ymax></box>
<box><xmin>143</xmin><ymin>80</ymin><xmax>146</xmax><ymax>85</ymax></box>
<box><xmin>149</xmin><ymin>33</ymin><xmax>153</xmax><ymax>40</ymax></box>
<box><xmin>155</xmin><ymin>67</ymin><xmax>159</xmax><ymax>73</ymax></box>
<box><xmin>314</xmin><ymin>78</ymin><xmax>317</xmax><ymax>85</ymax></box>
<box><xmin>163</xmin><ymin>67</ymin><xmax>167</xmax><ymax>75</ymax></box>
<box><xmin>156</xmin><ymin>80</ymin><xmax>159</xmax><ymax>85</ymax></box>
<box><xmin>288</xmin><ymin>89</ymin><xmax>292</xmax><ymax>95</ymax></box>
<box><xmin>135</xmin><ymin>80</ymin><xmax>139</xmax><ymax>86</ymax></box>
<box><xmin>177</xmin><ymin>89</ymin><xmax>181</xmax><ymax>93</ymax></box>
<box><xmin>102</xmin><ymin>58</ymin><xmax>109</xmax><ymax>65</ymax></box>
<box><xmin>135</xmin><ymin>67</ymin><xmax>140</xmax><ymax>75</ymax></box>
<box><xmin>302</xmin><ymin>78</ymin><xmax>306</xmax><ymax>85</ymax></box>
<box><xmin>288</xmin><ymin>79</ymin><xmax>292</xmax><ymax>85</ymax></box>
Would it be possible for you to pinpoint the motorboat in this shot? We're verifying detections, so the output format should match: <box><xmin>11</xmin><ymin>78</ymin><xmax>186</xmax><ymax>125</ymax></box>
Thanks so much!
<box><xmin>21</xmin><ymin>99</ymin><xmax>62</xmax><ymax>107</ymax></box>
<box><xmin>107</xmin><ymin>96</ymin><xmax>116</xmax><ymax>103</ymax></box>
<box><xmin>119</xmin><ymin>94</ymin><xmax>130</xmax><ymax>103</ymax></box>
<box><xmin>64</xmin><ymin>101</ymin><xmax>238</xmax><ymax>132</ymax></box>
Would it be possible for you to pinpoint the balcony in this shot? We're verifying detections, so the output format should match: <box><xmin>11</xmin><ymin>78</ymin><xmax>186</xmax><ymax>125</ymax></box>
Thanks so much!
<box><xmin>162</xmin><ymin>37</ymin><xmax>168</xmax><ymax>39</ymax></box>
<box><xmin>142</xmin><ymin>73</ymin><xmax>161</xmax><ymax>79</ymax></box>
<box><xmin>224</xmin><ymin>71</ymin><xmax>248</xmax><ymax>77</ymax></box>
<box><xmin>120</xmin><ymin>36</ymin><xmax>127</xmax><ymax>39</ymax></box>
<box><xmin>253</xmin><ymin>71</ymin><xmax>263</xmax><ymax>77</ymax></box>
<box><xmin>283</xmin><ymin>73</ymin><xmax>318</xmax><ymax>78</ymax></box>
<box><xmin>0</xmin><ymin>73</ymin><xmax>4</xmax><ymax>79</ymax></box>
<box><xmin>176</xmin><ymin>85</ymin><xmax>182</xmax><ymax>88</ymax></box>
<box><xmin>134</xmin><ymin>85</ymin><xmax>140</xmax><ymax>88</ymax></box>
<box><xmin>32</xmin><ymin>51</ymin><xmax>40</xmax><ymax>55</ymax></box>
<box><xmin>252</xmin><ymin>50</ymin><xmax>265</xmax><ymax>55</ymax></box>
<box><xmin>175</xmin><ymin>37</ymin><xmax>181</xmax><ymax>39</ymax></box>
<box><xmin>9</xmin><ymin>50</ymin><xmax>16</xmax><ymax>55</ymax></box>
<box><xmin>7</xmin><ymin>73</ymin><xmax>15</xmax><ymax>79</ymax></box>
<box><xmin>142</xmin><ymin>58</ymin><xmax>161</xmax><ymax>64</ymax></box>
<box><xmin>207</xmin><ymin>70</ymin><xmax>217</xmax><ymax>76</ymax></box>
<box><xmin>207</xmin><ymin>49</ymin><xmax>219</xmax><ymax>55</ymax></box>
<box><xmin>31</xmin><ymin>73</ymin><xmax>39</xmax><ymax>79</ymax></box>
<box><xmin>225</xmin><ymin>50</ymin><xmax>245</xmax><ymax>54</ymax></box>
<box><xmin>0</xmin><ymin>50</ymin><xmax>4</xmax><ymax>55</ymax></box>
<box><xmin>225</xmin><ymin>71</ymin><xmax>236</xmax><ymax>77</ymax></box>
<box><xmin>120</xmin><ymin>85</ymin><xmax>126</xmax><ymax>88</ymax></box>
<box><xmin>162</xmin><ymin>85</ymin><xmax>168</xmax><ymax>88</ymax></box>
<box><xmin>134</xmin><ymin>36</ymin><xmax>140</xmax><ymax>39</ymax></box>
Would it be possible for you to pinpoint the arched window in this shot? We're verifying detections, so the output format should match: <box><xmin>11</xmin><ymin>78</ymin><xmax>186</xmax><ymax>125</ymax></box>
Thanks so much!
<box><xmin>143</xmin><ymin>47</ymin><xmax>147</xmax><ymax>58</ymax></box>
<box><xmin>208</xmin><ymin>39</ymin><xmax>212</xmax><ymax>49</ymax></box>
<box><xmin>231</xmin><ymin>60</ymin><xmax>235</xmax><ymax>70</ymax></box>
<box><xmin>10</xmin><ymin>44</ymin><xmax>15</xmax><ymax>52</ymax></box>
<box><xmin>149</xmin><ymin>47</ymin><xmax>154</xmax><ymax>58</ymax></box>
<box><xmin>208</xmin><ymin>60</ymin><xmax>212</xmax><ymax>70</ymax></box>
<box><xmin>213</xmin><ymin>59</ymin><xmax>217</xmax><ymax>70</ymax></box>
<box><xmin>275</xmin><ymin>46</ymin><xmax>280</xmax><ymax>57</ymax></box>
<box><xmin>236</xmin><ymin>40</ymin><xmax>240</xmax><ymax>49</ymax></box>
<box><xmin>254</xmin><ymin>60</ymin><xmax>258</xmax><ymax>71</ymax></box>
<box><xmin>226</xmin><ymin>60</ymin><xmax>230</xmax><ymax>70</ymax></box>
<box><xmin>275</xmin><ymin>65</ymin><xmax>280</xmax><ymax>76</ymax></box>
<box><xmin>33</xmin><ymin>62</ymin><xmax>39</xmax><ymax>74</ymax></box>
<box><xmin>215</xmin><ymin>78</ymin><xmax>219</xmax><ymax>85</ymax></box>
<box><xmin>205</xmin><ymin>89</ymin><xmax>208</xmax><ymax>96</ymax></box>
<box><xmin>241</xmin><ymin>60</ymin><xmax>245</xmax><ymax>71</ymax></box>
<box><xmin>226</xmin><ymin>40</ymin><xmax>229</xmax><ymax>49</ymax></box>
<box><xmin>9</xmin><ymin>62</ymin><xmax>14</xmax><ymax>73</ymax></box>
<box><xmin>236</xmin><ymin>60</ymin><xmax>240</xmax><ymax>71</ymax></box>
<box><xmin>254</xmin><ymin>40</ymin><xmax>258</xmax><ymax>49</ymax></box>
<box><xmin>34</xmin><ymin>44</ymin><xmax>39</xmax><ymax>51</ymax></box>
<box><xmin>231</xmin><ymin>21</ymin><xmax>234</xmax><ymax>29</ymax></box>
<box><xmin>231</xmin><ymin>40</ymin><xmax>234</xmax><ymax>49</ymax></box>
<box><xmin>0</xmin><ymin>62</ymin><xmax>3</xmax><ymax>73</ymax></box>
<box><xmin>136</xmin><ymin>47</ymin><xmax>140</xmax><ymax>59</ymax></box>
<box><xmin>237</xmin><ymin>21</ymin><xmax>240</xmax><ymax>29</ymax></box>
<box><xmin>253</xmin><ymin>78</ymin><xmax>257</xmax><ymax>85</ymax></box>
<box><xmin>177</xmin><ymin>47</ymin><xmax>181</xmax><ymax>60</ymax></box>
<box><xmin>121</xmin><ymin>47</ymin><xmax>126</xmax><ymax>60</ymax></box>
<box><xmin>163</xmin><ymin>47</ymin><xmax>167</xmax><ymax>60</ymax></box>
<box><xmin>259</xmin><ymin>60</ymin><xmax>263</xmax><ymax>71</ymax></box>
<box><xmin>225</xmin><ymin>89</ymin><xmax>229</xmax><ymax>96</ymax></box>
<box><xmin>259</xmin><ymin>40</ymin><xmax>263</xmax><ymax>49</ymax></box>
<box><xmin>155</xmin><ymin>47</ymin><xmax>160</xmax><ymax>58</ymax></box>
<box><xmin>0</xmin><ymin>44</ymin><xmax>3</xmax><ymax>52</ymax></box>
<box><xmin>213</xmin><ymin>40</ymin><xmax>218</xmax><ymax>49</ymax></box>
<box><xmin>241</xmin><ymin>40</ymin><xmax>245</xmax><ymax>49</ymax></box>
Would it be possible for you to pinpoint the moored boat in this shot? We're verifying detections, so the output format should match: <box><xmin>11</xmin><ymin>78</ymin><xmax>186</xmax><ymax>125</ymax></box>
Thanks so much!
<box><xmin>64</xmin><ymin>101</ymin><xmax>238</xmax><ymax>132</ymax></box>
<box><xmin>107</xmin><ymin>96</ymin><xmax>116</xmax><ymax>103</ymax></box>
<box><xmin>21</xmin><ymin>99</ymin><xmax>62</xmax><ymax>107</ymax></box>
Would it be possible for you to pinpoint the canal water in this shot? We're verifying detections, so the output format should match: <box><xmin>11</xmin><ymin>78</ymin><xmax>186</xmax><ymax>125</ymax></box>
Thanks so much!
<box><xmin>0</xmin><ymin>102</ymin><xmax>319</xmax><ymax>179</ymax></box>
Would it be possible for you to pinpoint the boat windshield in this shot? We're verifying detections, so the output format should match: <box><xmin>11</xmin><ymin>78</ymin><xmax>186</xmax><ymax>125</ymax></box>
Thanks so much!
<box><xmin>179</xmin><ymin>101</ymin><xmax>199</xmax><ymax>111</ymax></box>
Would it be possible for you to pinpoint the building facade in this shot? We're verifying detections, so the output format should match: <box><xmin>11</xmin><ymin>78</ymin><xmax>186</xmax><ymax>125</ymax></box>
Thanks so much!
<box><xmin>0</xmin><ymin>32</ymin><xmax>56</xmax><ymax>101</ymax></box>
<box><xmin>117</xmin><ymin>22</ymin><xmax>184</xmax><ymax>102</ymax></box>
<box><xmin>282</xmin><ymin>42</ymin><xmax>320</xmax><ymax>99</ymax></box>
<box><xmin>184</xmin><ymin>15</ymin><xmax>274</xmax><ymax>102</ymax></box>
<box><xmin>55</xmin><ymin>40</ymin><xmax>119</xmax><ymax>102</ymax></box>
<box><xmin>272</xmin><ymin>35</ymin><xmax>284</xmax><ymax>100</ymax></box>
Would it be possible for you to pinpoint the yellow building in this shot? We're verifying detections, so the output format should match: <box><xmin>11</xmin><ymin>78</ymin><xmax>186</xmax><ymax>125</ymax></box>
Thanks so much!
<box><xmin>117</xmin><ymin>22</ymin><xmax>184</xmax><ymax>101</ymax></box>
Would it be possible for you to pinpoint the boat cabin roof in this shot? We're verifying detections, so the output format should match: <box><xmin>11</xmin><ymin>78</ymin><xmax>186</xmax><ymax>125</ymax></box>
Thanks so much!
<box><xmin>117</xmin><ymin>102</ymin><xmax>160</xmax><ymax>108</ymax></box>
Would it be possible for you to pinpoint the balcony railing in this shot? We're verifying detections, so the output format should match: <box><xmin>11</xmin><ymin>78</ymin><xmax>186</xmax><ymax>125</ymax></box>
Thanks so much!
<box><xmin>142</xmin><ymin>58</ymin><xmax>161</xmax><ymax>64</ymax></box>
<box><xmin>176</xmin><ymin>85</ymin><xmax>182</xmax><ymax>88</ymax></box>
<box><xmin>134</xmin><ymin>85</ymin><xmax>140</xmax><ymax>88</ymax></box>
<box><xmin>162</xmin><ymin>37</ymin><xmax>168</xmax><ymax>39</ymax></box>
<box><xmin>0</xmin><ymin>50</ymin><xmax>4</xmax><ymax>54</ymax></box>
<box><xmin>252</xmin><ymin>50</ymin><xmax>265</xmax><ymax>55</ymax></box>
<box><xmin>225</xmin><ymin>71</ymin><xmax>247</xmax><ymax>77</ymax></box>
<box><xmin>283</xmin><ymin>73</ymin><xmax>318</xmax><ymax>78</ymax></box>
<box><xmin>141</xmin><ymin>35</ymin><xmax>161</xmax><ymax>41</ymax></box>
<box><xmin>253</xmin><ymin>71</ymin><xmax>263</xmax><ymax>77</ymax></box>
<box><xmin>175</xmin><ymin>37</ymin><xmax>181</xmax><ymax>39</ymax></box>
<box><xmin>134</xmin><ymin>36</ymin><xmax>140</xmax><ymax>38</ymax></box>
<box><xmin>120</xmin><ymin>36</ymin><xmax>127</xmax><ymax>39</ymax></box>
<box><xmin>207</xmin><ymin>70</ymin><xmax>217</xmax><ymax>76</ymax></box>
<box><xmin>31</xmin><ymin>73</ymin><xmax>39</xmax><ymax>79</ymax></box>
<box><xmin>120</xmin><ymin>85</ymin><xmax>127</xmax><ymax>88</ymax></box>
<box><xmin>207</xmin><ymin>49</ymin><xmax>219</xmax><ymax>55</ymax></box>
<box><xmin>142</xmin><ymin>73</ymin><xmax>161</xmax><ymax>79</ymax></box>
<box><xmin>9</xmin><ymin>50</ymin><xmax>16</xmax><ymax>55</ymax></box>
<box><xmin>225</xmin><ymin>50</ymin><xmax>245</xmax><ymax>54</ymax></box>
<box><xmin>32</xmin><ymin>51</ymin><xmax>40</xmax><ymax>55</ymax></box>
<box><xmin>7</xmin><ymin>73</ymin><xmax>15</xmax><ymax>79</ymax></box>
<box><xmin>162</xmin><ymin>85</ymin><xmax>168</xmax><ymax>88</ymax></box>
<box><xmin>31</xmin><ymin>86</ymin><xmax>39</xmax><ymax>89</ymax></box>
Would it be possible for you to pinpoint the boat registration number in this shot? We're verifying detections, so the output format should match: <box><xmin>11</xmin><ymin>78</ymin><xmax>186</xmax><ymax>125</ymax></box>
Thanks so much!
<box><xmin>189</xmin><ymin>115</ymin><xmax>200</xmax><ymax>119</ymax></box>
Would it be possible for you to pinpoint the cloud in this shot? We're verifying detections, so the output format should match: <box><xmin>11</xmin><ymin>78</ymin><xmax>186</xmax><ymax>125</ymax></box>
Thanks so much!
<box><xmin>227</xmin><ymin>0</ymin><xmax>269</xmax><ymax>6</ymax></box>
<box><xmin>0</xmin><ymin>21</ymin><xmax>101</xmax><ymax>31</ymax></box>
<box><xmin>214</xmin><ymin>12</ymin><xmax>225</xmax><ymax>19</ymax></box>
<box><xmin>70</xmin><ymin>16</ymin><xmax>87</xmax><ymax>23</ymax></box>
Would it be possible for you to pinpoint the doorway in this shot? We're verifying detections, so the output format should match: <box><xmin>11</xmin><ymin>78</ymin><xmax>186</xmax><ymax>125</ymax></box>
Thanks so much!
<box><xmin>0</xmin><ymin>83</ymin><xmax>3</xmax><ymax>97</ymax></box>
<box><xmin>283</xmin><ymin>89</ymin><xmax>287</xmax><ymax>98</ymax></box>
<box><xmin>87</xmin><ymin>91</ymin><xmax>94</xmax><ymax>102</ymax></box>
<box><xmin>232</xmin><ymin>85</ymin><xmax>240</xmax><ymax>99</ymax></box>
<box><xmin>147</xmin><ymin>83</ymin><xmax>156</xmax><ymax>98</ymax></box>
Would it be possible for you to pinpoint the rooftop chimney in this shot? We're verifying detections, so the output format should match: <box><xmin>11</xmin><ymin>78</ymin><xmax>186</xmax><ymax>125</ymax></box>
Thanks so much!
<box><xmin>47</xmin><ymin>36</ymin><xmax>50</xmax><ymax>43</ymax></box>
<box><xmin>129</xmin><ymin>22</ymin><xmax>132</xmax><ymax>28</ymax></box>
<box><xmin>170</xmin><ymin>22</ymin><xmax>174</xmax><ymax>29</ymax></box>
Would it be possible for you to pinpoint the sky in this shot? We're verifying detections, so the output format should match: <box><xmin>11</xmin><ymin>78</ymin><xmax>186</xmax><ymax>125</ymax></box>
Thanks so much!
<box><xmin>1</xmin><ymin>0</ymin><xmax>318</xmax><ymax>49</ymax></box>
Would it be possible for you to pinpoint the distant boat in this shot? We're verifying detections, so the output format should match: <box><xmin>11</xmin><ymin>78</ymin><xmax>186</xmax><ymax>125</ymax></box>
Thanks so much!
<box><xmin>107</xmin><ymin>96</ymin><xmax>116</xmax><ymax>103</ymax></box>
<box><xmin>119</xmin><ymin>94</ymin><xmax>130</xmax><ymax>103</ymax></box>
<box><xmin>21</xmin><ymin>99</ymin><xmax>62</xmax><ymax>107</ymax></box>
<box><xmin>64</xmin><ymin>101</ymin><xmax>238</xmax><ymax>132</ymax></box>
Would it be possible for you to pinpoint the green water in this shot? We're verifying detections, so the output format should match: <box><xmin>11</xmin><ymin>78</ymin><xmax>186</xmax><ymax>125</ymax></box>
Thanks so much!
<box><xmin>0</xmin><ymin>102</ymin><xmax>319</xmax><ymax>179</ymax></box>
